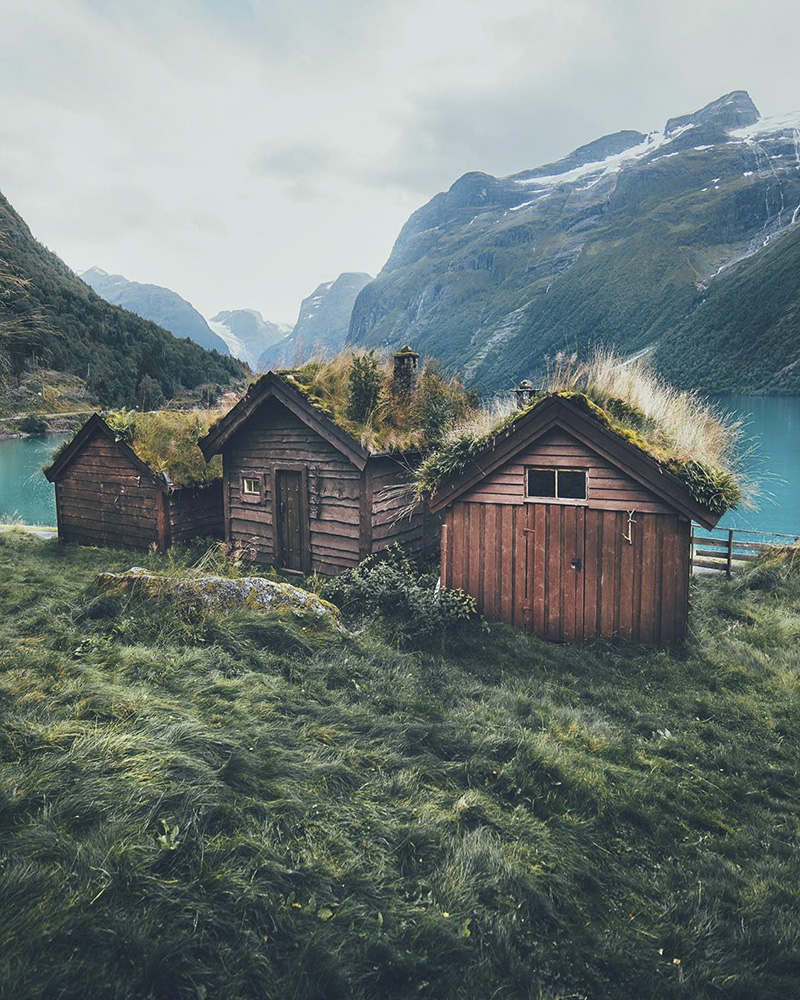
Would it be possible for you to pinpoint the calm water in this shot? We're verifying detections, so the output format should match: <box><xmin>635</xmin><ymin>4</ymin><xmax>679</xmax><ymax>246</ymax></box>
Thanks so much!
<box><xmin>0</xmin><ymin>398</ymin><xmax>798</xmax><ymax>532</ymax></box>
<box><xmin>0</xmin><ymin>433</ymin><xmax>69</xmax><ymax>526</ymax></box>
<box><xmin>714</xmin><ymin>395</ymin><xmax>800</xmax><ymax>539</ymax></box>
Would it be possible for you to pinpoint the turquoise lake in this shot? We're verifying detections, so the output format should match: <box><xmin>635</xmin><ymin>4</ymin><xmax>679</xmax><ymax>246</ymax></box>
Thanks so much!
<box><xmin>0</xmin><ymin>433</ymin><xmax>69</xmax><ymax>526</ymax></box>
<box><xmin>0</xmin><ymin>397</ymin><xmax>798</xmax><ymax>533</ymax></box>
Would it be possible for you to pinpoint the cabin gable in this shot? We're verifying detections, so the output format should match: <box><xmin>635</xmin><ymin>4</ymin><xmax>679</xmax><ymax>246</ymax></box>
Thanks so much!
<box><xmin>55</xmin><ymin>428</ymin><xmax>166</xmax><ymax>550</ymax></box>
<box><xmin>223</xmin><ymin>395</ymin><xmax>363</xmax><ymax>574</ymax></box>
<box><xmin>460</xmin><ymin>427</ymin><xmax>675</xmax><ymax>515</ymax></box>
<box><xmin>433</xmin><ymin>399</ymin><xmax>715</xmax><ymax>646</ymax></box>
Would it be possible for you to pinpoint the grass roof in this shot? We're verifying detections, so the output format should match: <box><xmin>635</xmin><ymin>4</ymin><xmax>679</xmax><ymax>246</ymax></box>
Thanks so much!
<box><xmin>275</xmin><ymin>352</ymin><xmax>478</xmax><ymax>454</ymax></box>
<box><xmin>105</xmin><ymin>409</ymin><xmax>223</xmax><ymax>487</ymax></box>
<box><xmin>415</xmin><ymin>351</ymin><xmax>749</xmax><ymax>515</ymax></box>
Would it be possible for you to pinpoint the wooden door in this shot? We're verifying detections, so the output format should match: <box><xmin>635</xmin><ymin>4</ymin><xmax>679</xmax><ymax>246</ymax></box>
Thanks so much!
<box><xmin>276</xmin><ymin>469</ymin><xmax>305</xmax><ymax>572</ymax></box>
<box><xmin>521</xmin><ymin>504</ymin><xmax>586</xmax><ymax>642</ymax></box>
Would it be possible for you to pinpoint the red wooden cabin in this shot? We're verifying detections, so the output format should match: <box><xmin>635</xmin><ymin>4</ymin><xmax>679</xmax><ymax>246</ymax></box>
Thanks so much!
<box><xmin>45</xmin><ymin>413</ymin><xmax>223</xmax><ymax>552</ymax></box>
<box><xmin>429</xmin><ymin>395</ymin><xmax>724</xmax><ymax>645</ymax></box>
<box><xmin>199</xmin><ymin>372</ymin><xmax>437</xmax><ymax>575</ymax></box>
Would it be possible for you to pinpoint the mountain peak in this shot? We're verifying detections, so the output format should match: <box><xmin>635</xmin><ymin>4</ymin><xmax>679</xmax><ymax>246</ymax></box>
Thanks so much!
<box><xmin>664</xmin><ymin>90</ymin><xmax>760</xmax><ymax>136</ymax></box>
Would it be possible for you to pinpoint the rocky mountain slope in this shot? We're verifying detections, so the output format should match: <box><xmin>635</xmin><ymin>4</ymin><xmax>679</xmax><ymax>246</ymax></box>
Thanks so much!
<box><xmin>81</xmin><ymin>267</ymin><xmax>230</xmax><ymax>355</ymax></box>
<box><xmin>0</xmin><ymin>195</ymin><xmax>243</xmax><ymax>407</ymax></box>
<box><xmin>260</xmin><ymin>272</ymin><xmax>372</xmax><ymax>369</ymax></box>
<box><xmin>208</xmin><ymin>310</ymin><xmax>289</xmax><ymax>369</ymax></box>
<box><xmin>348</xmin><ymin>91</ymin><xmax>800</xmax><ymax>394</ymax></box>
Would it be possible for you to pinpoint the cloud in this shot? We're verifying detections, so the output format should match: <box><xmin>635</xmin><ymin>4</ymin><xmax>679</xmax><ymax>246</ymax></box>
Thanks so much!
<box><xmin>0</xmin><ymin>0</ymin><xmax>798</xmax><ymax>323</ymax></box>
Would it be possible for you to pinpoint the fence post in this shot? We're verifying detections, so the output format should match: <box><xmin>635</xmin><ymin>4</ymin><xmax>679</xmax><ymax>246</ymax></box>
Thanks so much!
<box><xmin>726</xmin><ymin>528</ymin><xmax>734</xmax><ymax>579</ymax></box>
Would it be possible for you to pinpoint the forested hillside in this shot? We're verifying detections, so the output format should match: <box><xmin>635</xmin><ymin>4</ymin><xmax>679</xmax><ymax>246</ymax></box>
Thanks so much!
<box><xmin>0</xmin><ymin>191</ymin><xmax>244</xmax><ymax>408</ymax></box>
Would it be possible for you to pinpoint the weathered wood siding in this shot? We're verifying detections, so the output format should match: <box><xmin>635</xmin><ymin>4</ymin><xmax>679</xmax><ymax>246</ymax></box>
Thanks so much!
<box><xmin>224</xmin><ymin>397</ymin><xmax>362</xmax><ymax>574</ymax></box>
<box><xmin>369</xmin><ymin>456</ymin><xmax>440</xmax><ymax>559</ymax></box>
<box><xmin>465</xmin><ymin>427</ymin><xmax>675</xmax><ymax>513</ymax></box>
<box><xmin>56</xmin><ymin>433</ymin><xmax>163</xmax><ymax>550</ymax></box>
<box><xmin>169</xmin><ymin>482</ymin><xmax>224</xmax><ymax>544</ymax></box>
<box><xmin>441</xmin><ymin>428</ymin><xmax>691</xmax><ymax>645</ymax></box>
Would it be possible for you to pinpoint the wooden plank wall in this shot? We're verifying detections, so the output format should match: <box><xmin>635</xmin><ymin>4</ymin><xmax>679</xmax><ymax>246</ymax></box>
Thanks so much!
<box><xmin>225</xmin><ymin>397</ymin><xmax>362</xmax><ymax>574</ymax></box>
<box><xmin>57</xmin><ymin>434</ymin><xmax>161</xmax><ymax>550</ymax></box>
<box><xmin>443</xmin><ymin>502</ymin><xmax>690</xmax><ymax>645</ymax></box>
<box><xmin>369</xmin><ymin>457</ymin><xmax>439</xmax><ymax>559</ymax></box>
<box><xmin>169</xmin><ymin>482</ymin><xmax>224</xmax><ymax>544</ymax></box>
<box><xmin>466</xmin><ymin>427</ymin><xmax>675</xmax><ymax>514</ymax></box>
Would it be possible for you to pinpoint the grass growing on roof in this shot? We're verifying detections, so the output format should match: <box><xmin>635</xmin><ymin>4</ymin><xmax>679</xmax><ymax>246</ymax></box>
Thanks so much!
<box><xmin>415</xmin><ymin>350</ymin><xmax>748</xmax><ymax>514</ymax></box>
<box><xmin>278</xmin><ymin>352</ymin><xmax>478</xmax><ymax>453</ymax></box>
<box><xmin>105</xmin><ymin>408</ymin><xmax>224</xmax><ymax>487</ymax></box>
<box><xmin>2</xmin><ymin>534</ymin><xmax>800</xmax><ymax>998</ymax></box>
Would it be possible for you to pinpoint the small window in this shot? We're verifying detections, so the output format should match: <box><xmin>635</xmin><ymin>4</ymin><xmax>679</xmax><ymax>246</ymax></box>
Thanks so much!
<box><xmin>240</xmin><ymin>474</ymin><xmax>263</xmax><ymax>503</ymax></box>
<box><xmin>526</xmin><ymin>468</ymin><xmax>587</xmax><ymax>501</ymax></box>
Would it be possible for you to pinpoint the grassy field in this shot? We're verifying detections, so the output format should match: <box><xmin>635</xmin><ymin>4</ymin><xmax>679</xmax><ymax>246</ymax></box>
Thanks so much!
<box><xmin>1</xmin><ymin>534</ymin><xmax>799</xmax><ymax>999</ymax></box>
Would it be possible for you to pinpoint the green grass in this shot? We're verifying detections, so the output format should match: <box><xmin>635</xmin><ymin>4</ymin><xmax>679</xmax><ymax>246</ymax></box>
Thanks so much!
<box><xmin>2</xmin><ymin>535</ymin><xmax>800</xmax><ymax>998</ymax></box>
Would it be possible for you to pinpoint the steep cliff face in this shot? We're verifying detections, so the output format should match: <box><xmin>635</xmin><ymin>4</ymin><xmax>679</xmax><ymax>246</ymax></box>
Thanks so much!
<box><xmin>81</xmin><ymin>267</ymin><xmax>230</xmax><ymax>355</ymax></box>
<box><xmin>259</xmin><ymin>272</ymin><xmax>372</xmax><ymax>369</ymax></box>
<box><xmin>207</xmin><ymin>310</ymin><xmax>289</xmax><ymax>369</ymax></box>
<box><xmin>348</xmin><ymin>91</ymin><xmax>800</xmax><ymax>394</ymax></box>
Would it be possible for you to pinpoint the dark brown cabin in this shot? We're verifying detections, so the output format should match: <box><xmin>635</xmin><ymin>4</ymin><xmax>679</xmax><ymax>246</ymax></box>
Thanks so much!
<box><xmin>429</xmin><ymin>395</ymin><xmax>724</xmax><ymax>645</ymax></box>
<box><xmin>44</xmin><ymin>413</ymin><xmax>223</xmax><ymax>551</ymax></box>
<box><xmin>199</xmin><ymin>372</ymin><xmax>437</xmax><ymax>575</ymax></box>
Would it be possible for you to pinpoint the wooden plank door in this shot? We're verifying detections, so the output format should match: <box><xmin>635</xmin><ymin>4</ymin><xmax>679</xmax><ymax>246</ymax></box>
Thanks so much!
<box><xmin>276</xmin><ymin>470</ymin><xmax>305</xmax><ymax>572</ymax></box>
<box><xmin>522</xmin><ymin>504</ymin><xmax>586</xmax><ymax>642</ymax></box>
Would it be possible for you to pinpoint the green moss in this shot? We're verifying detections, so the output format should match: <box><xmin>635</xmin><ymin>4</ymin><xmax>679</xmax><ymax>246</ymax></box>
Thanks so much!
<box><xmin>105</xmin><ymin>409</ymin><xmax>223</xmax><ymax>487</ymax></box>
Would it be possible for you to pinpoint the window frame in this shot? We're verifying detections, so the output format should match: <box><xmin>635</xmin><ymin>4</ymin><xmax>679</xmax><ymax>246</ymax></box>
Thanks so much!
<box><xmin>240</xmin><ymin>472</ymin><xmax>264</xmax><ymax>504</ymax></box>
<box><xmin>524</xmin><ymin>466</ymin><xmax>589</xmax><ymax>505</ymax></box>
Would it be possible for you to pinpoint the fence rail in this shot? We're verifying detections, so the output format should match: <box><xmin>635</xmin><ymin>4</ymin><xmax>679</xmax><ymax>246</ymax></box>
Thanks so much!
<box><xmin>691</xmin><ymin>525</ymin><xmax>800</xmax><ymax>577</ymax></box>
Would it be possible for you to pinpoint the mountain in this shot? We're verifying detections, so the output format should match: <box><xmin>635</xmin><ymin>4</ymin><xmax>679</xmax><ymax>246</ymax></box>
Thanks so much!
<box><xmin>0</xmin><ymin>193</ymin><xmax>244</xmax><ymax>407</ymax></box>
<box><xmin>348</xmin><ymin>91</ymin><xmax>800</xmax><ymax>394</ymax></box>
<box><xmin>259</xmin><ymin>272</ymin><xmax>372</xmax><ymax>369</ymax></box>
<box><xmin>207</xmin><ymin>310</ymin><xmax>290</xmax><ymax>369</ymax></box>
<box><xmin>81</xmin><ymin>267</ymin><xmax>230</xmax><ymax>355</ymax></box>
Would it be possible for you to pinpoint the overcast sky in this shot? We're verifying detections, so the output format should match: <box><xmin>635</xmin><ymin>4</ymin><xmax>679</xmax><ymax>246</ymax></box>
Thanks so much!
<box><xmin>1</xmin><ymin>0</ymin><xmax>798</xmax><ymax>325</ymax></box>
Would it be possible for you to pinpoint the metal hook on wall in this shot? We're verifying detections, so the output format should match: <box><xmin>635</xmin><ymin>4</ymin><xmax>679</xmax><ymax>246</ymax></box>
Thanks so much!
<box><xmin>623</xmin><ymin>509</ymin><xmax>637</xmax><ymax>544</ymax></box>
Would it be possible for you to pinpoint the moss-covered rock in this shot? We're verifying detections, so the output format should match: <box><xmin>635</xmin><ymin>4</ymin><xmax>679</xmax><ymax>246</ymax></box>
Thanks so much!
<box><xmin>98</xmin><ymin>568</ymin><xmax>341</xmax><ymax>624</ymax></box>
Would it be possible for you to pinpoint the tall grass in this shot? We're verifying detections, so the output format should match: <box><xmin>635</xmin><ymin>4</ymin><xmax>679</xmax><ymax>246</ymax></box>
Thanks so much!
<box><xmin>2</xmin><ymin>534</ymin><xmax>800</xmax><ymax>998</ymax></box>
<box><xmin>106</xmin><ymin>409</ymin><xmax>224</xmax><ymax>486</ymax></box>
<box><xmin>549</xmin><ymin>348</ymin><xmax>748</xmax><ymax>484</ymax></box>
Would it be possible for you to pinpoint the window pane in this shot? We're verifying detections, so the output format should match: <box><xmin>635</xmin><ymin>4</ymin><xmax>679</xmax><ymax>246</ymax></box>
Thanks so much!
<box><xmin>243</xmin><ymin>477</ymin><xmax>261</xmax><ymax>495</ymax></box>
<box><xmin>527</xmin><ymin>469</ymin><xmax>556</xmax><ymax>497</ymax></box>
<box><xmin>558</xmin><ymin>470</ymin><xmax>586</xmax><ymax>499</ymax></box>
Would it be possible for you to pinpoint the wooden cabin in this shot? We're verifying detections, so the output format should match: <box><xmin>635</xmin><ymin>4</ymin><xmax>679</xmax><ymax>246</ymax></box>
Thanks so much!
<box><xmin>199</xmin><ymin>371</ymin><xmax>437</xmax><ymax>575</ymax></box>
<box><xmin>429</xmin><ymin>395</ymin><xmax>724</xmax><ymax>645</ymax></box>
<box><xmin>44</xmin><ymin>413</ymin><xmax>223</xmax><ymax>551</ymax></box>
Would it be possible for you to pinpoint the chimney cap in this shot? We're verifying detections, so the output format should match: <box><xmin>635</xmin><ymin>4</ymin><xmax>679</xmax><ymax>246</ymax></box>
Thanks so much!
<box><xmin>395</xmin><ymin>345</ymin><xmax>419</xmax><ymax>358</ymax></box>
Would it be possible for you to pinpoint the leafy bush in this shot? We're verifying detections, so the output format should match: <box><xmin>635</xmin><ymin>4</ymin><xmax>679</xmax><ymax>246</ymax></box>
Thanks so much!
<box><xmin>18</xmin><ymin>413</ymin><xmax>48</xmax><ymax>434</ymax></box>
<box><xmin>321</xmin><ymin>546</ymin><xmax>477</xmax><ymax>646</ymax></box>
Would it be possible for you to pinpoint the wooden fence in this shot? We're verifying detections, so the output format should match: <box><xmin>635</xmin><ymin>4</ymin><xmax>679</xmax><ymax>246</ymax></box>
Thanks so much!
<box><xmin>691</xmin><ymin>525</ymin><xmax>800</xmax><ymax>577</ymax></box>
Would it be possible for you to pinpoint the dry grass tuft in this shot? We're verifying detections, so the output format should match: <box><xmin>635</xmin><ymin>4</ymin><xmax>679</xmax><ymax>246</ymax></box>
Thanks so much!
<box><xmin>415</xmin><ymin>349</ymin><xmax>752</xmax><ymax>514</ymax></box>
<box><xmin>562</xmin><ymin>349</ymin><xmax>746</xmax><ymax>476</ymax></box>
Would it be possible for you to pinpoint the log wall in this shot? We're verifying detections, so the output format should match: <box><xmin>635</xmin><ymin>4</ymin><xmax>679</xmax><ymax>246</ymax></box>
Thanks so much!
<box><xmin>224</xmin><ymin>397</ymin><xmax>362</xmax><ymax>574</ymax></box>
<box><xmin>169</xmin><ymin>482</ymin><xmax>224</xmax><ymax>544</ymax></box>
<box><xmin>56</xmin><ymin>434</ymin><xmax>163</xmax><ymax>550</ymax></box>
<box><xmin>369</xmin><ymin>456</ymin><xmax>440</xmax><ymax>560</ymax></box>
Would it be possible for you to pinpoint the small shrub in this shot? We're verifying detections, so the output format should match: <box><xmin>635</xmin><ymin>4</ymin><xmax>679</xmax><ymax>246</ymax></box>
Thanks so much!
<box><xmin>321</xmin><ymin>546</ymin><xmax>477</xmax><ymax>647</ymax></box>
<box><xmin>19</xmin><ymin>413</ymin><xmax>48</xmax><ymax>434</ymax></box>
<box><xmin>347</xmin><ymin>352</ymin><xmax>383</xmax><ymax>423</ymax></box>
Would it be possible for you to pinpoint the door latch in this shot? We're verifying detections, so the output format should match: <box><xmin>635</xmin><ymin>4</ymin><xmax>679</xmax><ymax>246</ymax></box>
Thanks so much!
<box><xmin>571</xmin><ymin>557</ymin><xmax>582</xmax><ymax>572</ymax></box>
